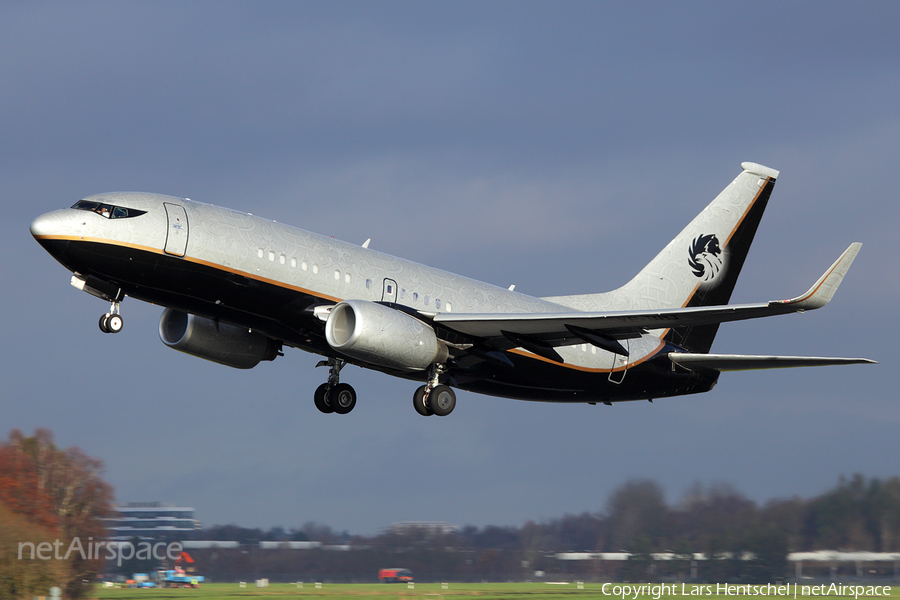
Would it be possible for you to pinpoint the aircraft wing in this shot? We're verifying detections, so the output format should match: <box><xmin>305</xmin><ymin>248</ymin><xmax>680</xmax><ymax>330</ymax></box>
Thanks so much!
<box><xmin>433</xmin><ymin>243</ymin><xmax>862</xmax><ymax>361</ymax></box>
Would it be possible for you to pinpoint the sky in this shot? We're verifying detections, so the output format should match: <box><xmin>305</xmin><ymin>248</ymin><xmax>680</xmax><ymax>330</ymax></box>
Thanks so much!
<box><xmin>2</xmin><ymin>1</ymin><xmax>899</xmax><ymax>536</ymax></box>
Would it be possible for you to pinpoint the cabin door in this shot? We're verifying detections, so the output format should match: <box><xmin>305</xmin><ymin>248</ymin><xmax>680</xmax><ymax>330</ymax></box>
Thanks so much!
<box><xmin>163</xmin><ymin>203</ymin><xmax>189</xmax><ymax>257</ymax></box>
<box><xmin>608</xmin><ymin>339</ymin><xmax>630</xmax><ymax>384</ymax></box>
<box><xmin>382</xmin><ymin>278</ymin><xmax>398</xmax><ymax>303</ymax></box>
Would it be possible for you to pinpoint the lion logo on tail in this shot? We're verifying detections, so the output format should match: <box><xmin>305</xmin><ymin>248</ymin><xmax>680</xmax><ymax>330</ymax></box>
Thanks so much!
<box><xmin>688</xmin><ymin>234</ymin><xmax>724</xmax><ymax>283</ymax></box>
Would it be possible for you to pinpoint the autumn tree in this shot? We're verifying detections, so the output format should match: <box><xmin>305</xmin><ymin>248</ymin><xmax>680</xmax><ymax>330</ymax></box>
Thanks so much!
<box><xmin>0</xmin><ymin>437</ymin><xmax>57</xmax><ymax>530</ymax></box>
<box><xmin>0</xmin><ymin>502</ymin><xmax>67</xmax><ymax>600</ymax></box>
<box><xmin>0</xmin><ymin>429</ymin><xmax>114</xmax><ymax>599</ymax></box>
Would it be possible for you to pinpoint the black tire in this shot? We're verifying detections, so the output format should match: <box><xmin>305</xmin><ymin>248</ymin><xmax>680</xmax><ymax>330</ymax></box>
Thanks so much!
<box><xmin>413</xmin><ymin>385</ymin><xmax>433</xmax><ymax>416</ymax></box>
<box><xmin>314</xmin><ymin>383</ymin><xmax>334</xmax><ymax>414</ymax></box>
<box><xmin>99</xmin><ymin>314</ymin><xmax>110</xmax><ymax>333</ymax></box>
<box><xmin>429</xmin><ymin>385</ymin><xmax>456</xmax><ymax>416</ymax></box>
<box><xmin>331</xmin><ymin>383</ymin><xmax>357</xmax><ymax>414</ymax></box>
<box><xmin>106</xmin><ymin>314</ymin><xmax>123</xmax><ymax>333</ymax></box>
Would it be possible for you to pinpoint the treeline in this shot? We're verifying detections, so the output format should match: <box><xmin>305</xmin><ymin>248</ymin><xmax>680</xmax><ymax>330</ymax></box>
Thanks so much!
<box><xmin>181</xmin><ymin>475</ymin><xmax>900</xmax><ymax>584</ymax></box>
<box><xmin>192</xmin><ymin>475</ymin><xmax>900</xmax><ymax>553</ymax></box>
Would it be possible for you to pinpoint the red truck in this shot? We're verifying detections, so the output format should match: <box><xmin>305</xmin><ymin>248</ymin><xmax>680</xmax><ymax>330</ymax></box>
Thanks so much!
<box><xmin>378</xmin><ymin>568</ymin><xmax>413</xmax><ymax>583</ymax></box>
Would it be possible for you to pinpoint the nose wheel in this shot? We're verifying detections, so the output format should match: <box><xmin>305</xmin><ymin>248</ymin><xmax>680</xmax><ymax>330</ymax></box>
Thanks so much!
<box><xmin>99</xmin><ymin>302</ymin><xmax>123</xmax><ymax>334</ymax></box>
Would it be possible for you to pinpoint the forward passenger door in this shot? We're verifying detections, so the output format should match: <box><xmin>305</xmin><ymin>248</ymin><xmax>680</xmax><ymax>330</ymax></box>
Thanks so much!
<box><xmin>163</xmin><ymin>203</ymin><xmax>189</xmax><ymax>257</ymax></box>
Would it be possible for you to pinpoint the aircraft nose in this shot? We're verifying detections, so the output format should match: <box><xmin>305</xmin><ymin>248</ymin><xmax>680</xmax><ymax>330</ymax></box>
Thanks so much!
<box><xmin>30</xmin><ymin>209</ymin><xmax>73</xmax><ymax>238</ymax></box>
<box><xmin>30</xmin><ymin>213</ymin><xmax>55</xmax><ymax>238</ymax></box>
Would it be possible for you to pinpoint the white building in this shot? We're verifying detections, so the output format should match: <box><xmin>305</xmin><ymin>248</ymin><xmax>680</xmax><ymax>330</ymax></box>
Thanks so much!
<box><xmin>104</xmin><ymin>501</ymin><xmax>201</xmax><ymax>541</ymax></box>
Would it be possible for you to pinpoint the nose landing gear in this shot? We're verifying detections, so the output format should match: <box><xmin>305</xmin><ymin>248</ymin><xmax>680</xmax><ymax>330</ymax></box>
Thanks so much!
<box><xmin>70</xmin><ymin>275</ymin><xmax>124</xmax><ymax>334</ymax></box>
<box><xmin>99</xmin><ymin>301</ymin><xmax>123</xmax><ymax>334</ymax></box>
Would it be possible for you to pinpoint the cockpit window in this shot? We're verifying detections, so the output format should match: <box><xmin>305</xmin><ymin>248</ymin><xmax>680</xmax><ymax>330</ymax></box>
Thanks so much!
<box><xmin>71</xmin><ymin>200</ymin><xmax>147</xmax><ymax>219</ymax></box>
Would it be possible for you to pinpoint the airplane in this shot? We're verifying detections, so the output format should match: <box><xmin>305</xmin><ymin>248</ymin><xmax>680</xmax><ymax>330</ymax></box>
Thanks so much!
<box><xmin>30</xmin><ymin>162</ymin><xmax>875</xmax><ymax>417</ymax></box>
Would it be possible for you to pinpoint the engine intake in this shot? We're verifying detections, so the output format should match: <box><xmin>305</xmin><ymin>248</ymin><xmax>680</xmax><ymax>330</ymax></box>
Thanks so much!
<box><xmin>159</xmin><ymin>308</ymin><xmax>280</xmax><ymax>369</ymax></box>
<box><xmin>325</xmin><ymin>299</ymin><xmax>448</xmax><ymax>371</ymax></box>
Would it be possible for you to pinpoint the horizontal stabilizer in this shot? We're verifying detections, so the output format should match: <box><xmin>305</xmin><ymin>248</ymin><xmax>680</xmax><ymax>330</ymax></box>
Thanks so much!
<box><xmin>669</xmin><ymin>353</ymin><xmax>876</xmax><ymax>372</ymax></box>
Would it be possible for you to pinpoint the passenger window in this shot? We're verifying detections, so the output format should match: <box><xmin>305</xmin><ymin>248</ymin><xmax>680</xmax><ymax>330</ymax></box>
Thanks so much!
<box><xmin>257</xmin><ymin>249</ymin><xmax>264</xmax><ymax>259</ymax></box>
<box><xmin>268</xmin><ymin>251</ymin><xmax>275</xmax><ymax>262</ymax></box>
<box><xmin>290</xmin><ymin>258</ymin><xmax>297</xmax><ymax>268</ymax></box>
<box><xmin>313</xmin><ymin>265</ymin><xmax>319</xmax><ymax>274</ymax></box>
<box><xmin>301</xmin><ymin>261</ymin><xmax>308</xmax><ymax>271</ymax></box>
<box><xmin>345</xmin><ymin>273</ymin><xmax>351</xmax><ymax>283</ymax></box>
<box><xmin>424</xmin><ymin>295</ymin><xmax>430</xmax><ymax>306</ymax></box>
<box><xmin>334</xmin><ymin>270</ymin><xmax>341</xmax><ymax>281</ymax></box>
<box><xmin>365</xmin><ymin>279</ymin><xmax>372</xmax><ymax>289</ymax></box>
<box><xmin>446</xmin><ymin>302</ymin><xmax>452</xmax><ymax>312</ymax></box>
<box><xmin>435</xmin><ymin>299</ymin><xmax>441</xmax><ymax>310</ymax></box>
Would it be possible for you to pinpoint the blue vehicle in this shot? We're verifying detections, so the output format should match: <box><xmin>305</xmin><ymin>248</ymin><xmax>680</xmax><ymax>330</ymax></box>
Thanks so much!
<box><xmin>162</xmin><ymin>568</ymin><xmax>204</xmax><ymax>588</ymax></box>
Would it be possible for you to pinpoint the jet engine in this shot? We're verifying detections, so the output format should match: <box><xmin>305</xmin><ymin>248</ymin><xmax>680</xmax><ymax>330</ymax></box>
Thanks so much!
<box><xmin>159</xmin><ymin>308</ymin><xmax>280</xmax><ymax>369</ymax></box>
<box><xmin>325</xmin><ymin>299</ymin><xmax>448</xmax><ymax>371</ymax></box>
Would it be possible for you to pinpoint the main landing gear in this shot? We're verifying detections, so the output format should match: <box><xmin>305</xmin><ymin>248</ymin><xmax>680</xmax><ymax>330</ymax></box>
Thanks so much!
<box><xmin>312</xmin><ymin>359</ymin><xmax>457</xmax><ymax>417</ymax></box>
<box><xmin>314</xmin><ymin>358</ymin><xmax>357</xmax><ymax>415</ymax></box>
<box><xmin>413</xmin><ymin>364</ymin><xmax>456</xmax><ymax>417</ymax></box>
<box><xmin>98</xmin><ymin>301</ymin><xmax>124</xmax><ymax>334</ymax></box>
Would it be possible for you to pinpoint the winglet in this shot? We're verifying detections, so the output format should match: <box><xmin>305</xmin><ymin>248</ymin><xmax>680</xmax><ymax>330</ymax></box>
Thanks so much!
<box><xmin>771</xmin><ymin>243</ymin><xmax>862</xmax><ymax>310</ymax></box>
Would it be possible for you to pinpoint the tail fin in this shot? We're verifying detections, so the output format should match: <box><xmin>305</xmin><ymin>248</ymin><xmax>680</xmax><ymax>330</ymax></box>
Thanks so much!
<box><xmin>544</xmin><ymin>162</ymin><xmax>780</xmax><ymax>352</ymax></box>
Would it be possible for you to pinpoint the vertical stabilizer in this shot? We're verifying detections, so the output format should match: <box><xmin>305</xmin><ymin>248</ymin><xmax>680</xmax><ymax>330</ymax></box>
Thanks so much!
<box><xmin>543</xmin><ymin>163</ymin><xmax>779</xmax><ymax>352</ymax></box>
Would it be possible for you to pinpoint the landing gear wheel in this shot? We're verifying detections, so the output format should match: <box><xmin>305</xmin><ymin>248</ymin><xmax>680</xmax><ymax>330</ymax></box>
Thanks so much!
<box><xmin>413</xmin><ymin>385</ymin><xmax>433</xmax><ymax>416</ymax></box>
<box><xmin>331</xmin><ymin>383</ymin><xmax>357</xmax><ymax>415</ymax></box>
<box><xmin>99</xmin><ymin>299</ymin><xmax>124</xmax><ymax>334</ymax></box>
<box><xmin>105</xmin><ymin>314</ymin><xmax>123</xmax><ymax>333</ymax></box>
<box><xmin>314</xmin><ymin>383</ymin><xmax>334</xmax><ymax>414</ymax></box>
<box><xmin>429</xmin><ymin>385</ymin><xmax>456</xmax><ymax>416</ymax></box>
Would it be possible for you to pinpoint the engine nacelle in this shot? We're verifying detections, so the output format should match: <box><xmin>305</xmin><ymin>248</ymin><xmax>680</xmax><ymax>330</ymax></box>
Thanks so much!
<box><xmin>325</xmin><ymin>299</ymin><xmax>448</xmax><ymax>371</ymax></box>
<box><xmin>159</xmin><ymin>308</ymin><xmax>280</xmax><ymax>369</ymax></box>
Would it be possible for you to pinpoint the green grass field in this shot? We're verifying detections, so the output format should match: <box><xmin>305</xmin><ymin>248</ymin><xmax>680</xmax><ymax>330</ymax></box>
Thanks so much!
<box><xmin>94</xmin><ymin>582</ymin><xmax>579</xmax><ymax>599</ymax></box>
<box><xmin>91</xmin><ymin>582</ymin><xmax>900</xmax><ymax>600</ymax></box>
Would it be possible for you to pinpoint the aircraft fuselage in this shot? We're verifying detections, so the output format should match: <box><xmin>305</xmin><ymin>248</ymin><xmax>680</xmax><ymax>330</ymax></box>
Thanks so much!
<box><xmin>31</xmin><ymin>192</ymin><xmax>713</xmax><ymax>405</ymax></box>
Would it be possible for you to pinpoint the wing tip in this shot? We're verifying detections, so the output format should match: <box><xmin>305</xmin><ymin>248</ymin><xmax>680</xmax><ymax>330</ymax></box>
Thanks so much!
<box><xmin>773</xmin><ymin>242</ymin><xmax>862</xmax><ymax>310</ymax></box>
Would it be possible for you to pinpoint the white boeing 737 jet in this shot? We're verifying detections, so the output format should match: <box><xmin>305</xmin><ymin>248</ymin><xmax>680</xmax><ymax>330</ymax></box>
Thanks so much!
<box><xmin>31</xmin><ymin>163</ymin><xmax>874</xmax><ymax>416</ymax></box>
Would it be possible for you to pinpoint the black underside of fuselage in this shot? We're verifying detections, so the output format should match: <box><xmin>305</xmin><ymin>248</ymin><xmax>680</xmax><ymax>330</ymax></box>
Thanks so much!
<box><xmin>39</xmin><ymin>238</ymin><xmax>718</xmax><ymax>403</ymax></box>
